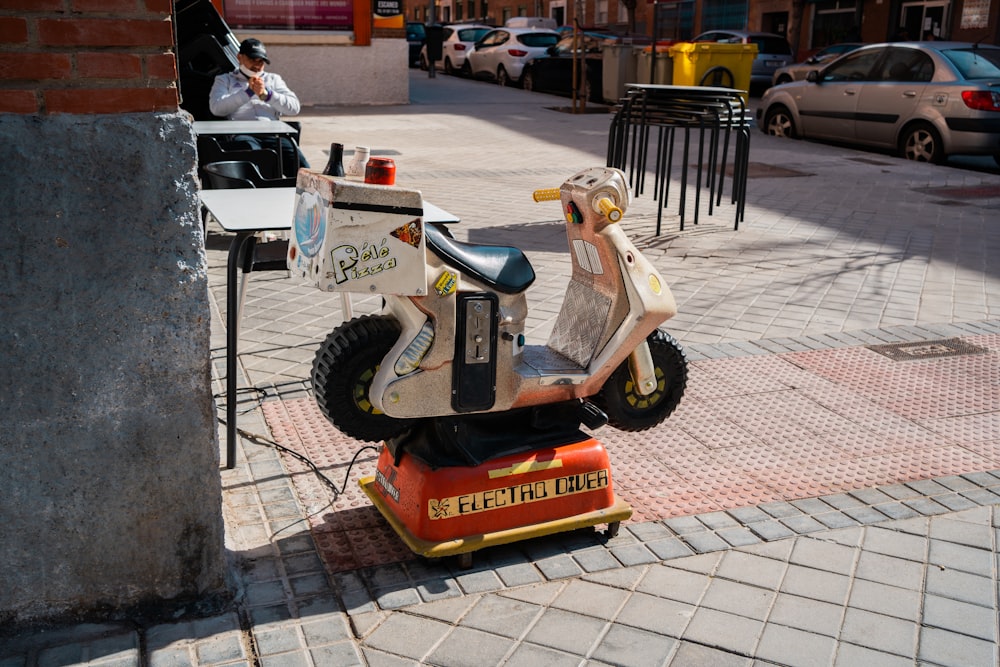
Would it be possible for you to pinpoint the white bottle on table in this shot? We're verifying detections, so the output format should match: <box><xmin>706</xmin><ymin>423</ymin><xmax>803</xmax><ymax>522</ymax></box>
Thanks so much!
<box><xmin>345</xmin><ymin>146</ymin><xmax>370</xmax><ymax>180</ymax></box>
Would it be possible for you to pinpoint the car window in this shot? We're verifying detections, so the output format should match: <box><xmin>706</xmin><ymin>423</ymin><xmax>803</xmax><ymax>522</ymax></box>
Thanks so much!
<box><xmin>458</xmin><ymin>27</ymin><xmax>490</xmax><ymax>42</ymax></box>
<box><xmin>940</xmin><ymin>48</ymin><xmax>1000</xmax><ymax>80</ymax></box>
<box><xmin>406</xmin><ymin>24</ymin><xmax>425</xmax><ymax>40</ymax></box>
<box><xmin>751</xmin><ymin>36</ymin><xmax>792</xmax><ymax>56</ymax></box>
<box><xmin>820</xmin><ymin>48</ymin><xmax>884</xmax><ymax>82</ymax></box>
<box><xmin>518</xmin><ymin>32</ymin><xmax>560</xmax><ymax>48</ymax></box>
<box><xmin>713</xmin><ymin>33</ymin><xmax>743</xmax><ymax>44</ymax></box>
<box><xmin>480</xmin><ymin>30</ymin><xmax>506</xmax><ymax>47</ymax></box>
<box><xmin>442</xmin><ymin>28</ymin><xmax>454</xmax><ymax>40</ymax></box>
<box><xmin>879</xmin><ymin>48</ymin><xmax>934</xmax><ymax>82</ymax></box>
<box><xmin>695</xmin><ymin>32</ymin><xmax>731</xmax><ymax>43</ymax></box>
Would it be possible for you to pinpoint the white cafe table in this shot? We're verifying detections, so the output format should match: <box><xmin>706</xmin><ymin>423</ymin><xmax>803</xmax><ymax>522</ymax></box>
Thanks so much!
<box><xmin>199</xmin><ymin>187</ymin><xmax>460</xmax><ymax>469</ymax></box>
<box><xmin>192</xmin><ymin>119</ymin><xmax>299</xmax><ymax>137</ymax></box>
<box><xmin>193</xmin><ymin>120</ymin><xmax>302</xmax><ymax>176</ymax></box>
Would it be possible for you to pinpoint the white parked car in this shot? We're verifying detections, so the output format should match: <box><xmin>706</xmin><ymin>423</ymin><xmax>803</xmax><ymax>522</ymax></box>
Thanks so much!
<box><xmin>466</xmin><ymin>27</ymin><xmax>561</xmax><ymax>86</ymax></box>
<box><xmin>419</xmin><ymin>23</ymin><xmax>492</xmax><ymax>75</ymax></box>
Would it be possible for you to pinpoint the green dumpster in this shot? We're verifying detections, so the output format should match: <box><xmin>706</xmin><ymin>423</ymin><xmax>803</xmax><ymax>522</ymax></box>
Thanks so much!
<box><xmin>668</xmin><ymin>42</ymin><xmax>756</xmax><ymax>100</ymax></box>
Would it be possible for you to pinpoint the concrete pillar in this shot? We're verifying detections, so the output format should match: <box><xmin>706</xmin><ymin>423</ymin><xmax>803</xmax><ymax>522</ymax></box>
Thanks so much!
<box><xmin>0</xmin><ymin>112</ymin><xmax>227</xmax><ymax>625</ymax></box>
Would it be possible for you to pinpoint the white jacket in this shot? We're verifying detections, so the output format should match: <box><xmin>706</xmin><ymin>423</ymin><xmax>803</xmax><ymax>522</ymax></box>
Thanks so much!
<box><xmin>208</xmin><ymin>69</ymin><xmax>300</xmax><ymax>120</ymax></box>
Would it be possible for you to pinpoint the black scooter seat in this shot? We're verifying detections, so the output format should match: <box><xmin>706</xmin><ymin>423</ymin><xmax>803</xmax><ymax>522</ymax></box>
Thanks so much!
<box><xmin>425</xmin><ymin>223</ymin><xmax>535</xmax><ymax>294</ymax></box>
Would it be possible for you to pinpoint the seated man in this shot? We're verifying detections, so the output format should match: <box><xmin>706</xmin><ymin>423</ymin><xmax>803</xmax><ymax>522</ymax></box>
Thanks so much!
<box><xmin>209</xmin><ymin>38</ymin><xmax>309</xmax><ymax>175</ymax></box>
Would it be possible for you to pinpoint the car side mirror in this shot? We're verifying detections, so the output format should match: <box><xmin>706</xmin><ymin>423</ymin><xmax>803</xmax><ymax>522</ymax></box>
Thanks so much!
<box><xmin>806</xmin><ymin>69</ymin><xmax>820</xmax><ymax>83</ymax></box>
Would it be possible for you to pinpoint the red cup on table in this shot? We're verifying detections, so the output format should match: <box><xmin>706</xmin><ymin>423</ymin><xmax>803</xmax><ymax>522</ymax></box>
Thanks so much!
<box><xmin>364</xmin><ymin>157</ymin><xmax>396</xmax><ymax>185</ymax></box>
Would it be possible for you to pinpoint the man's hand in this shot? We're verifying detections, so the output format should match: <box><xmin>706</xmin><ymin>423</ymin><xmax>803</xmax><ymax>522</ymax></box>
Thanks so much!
<box><xmin>247</xmin><ymin>75</ymin><xmax>267</xmax><ymax>99</ymax></box>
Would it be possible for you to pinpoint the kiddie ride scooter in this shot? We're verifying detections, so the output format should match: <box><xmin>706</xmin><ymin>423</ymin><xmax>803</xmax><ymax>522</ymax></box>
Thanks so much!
<box><xmin>287</xmin><ymin>166</ymin><xmax>687</xmax><ymax>564</ymax></box>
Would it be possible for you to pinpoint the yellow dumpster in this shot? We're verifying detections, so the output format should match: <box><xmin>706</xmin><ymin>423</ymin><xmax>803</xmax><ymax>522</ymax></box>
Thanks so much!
<box><xmin>668</xmin><ymin>42</ymin><xmax>757</xmax><ymax>100</ymax></box>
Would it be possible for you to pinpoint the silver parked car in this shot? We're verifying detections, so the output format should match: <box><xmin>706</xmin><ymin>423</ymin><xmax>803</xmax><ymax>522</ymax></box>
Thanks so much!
<box><xmin>419</xmin><ymin>23</ymin><xmax>492</xmax><ymax>75</ymax></box>
<box><xmin>467</xmin><ymin>27</ymin><xmax>560</xmax><ymax>86</ymax></box>
<box><xmin>757</xmin><ymin>42</ymin><xmax>1000</xmax><ymax>164</ymax></box>
<box><xmin>772</xmin><ymin>42</ymin><xmax>864</xmax><ymax>86</ymax></box>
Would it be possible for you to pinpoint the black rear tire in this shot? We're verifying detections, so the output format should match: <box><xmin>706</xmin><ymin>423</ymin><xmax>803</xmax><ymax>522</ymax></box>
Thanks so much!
<box><xmin>901</xmin><ymin>122</ymin><xmax>944</xmax><ymax>163</ymax></box>
<box><xmin>591</xmin><ymin>330</ymin><xmax>687</xmax><ymax>432</ymax></box>
<box><xmin>312</xmin><ymin>315</ymin><xmax>415</xmax><ymax>442</ymax></box>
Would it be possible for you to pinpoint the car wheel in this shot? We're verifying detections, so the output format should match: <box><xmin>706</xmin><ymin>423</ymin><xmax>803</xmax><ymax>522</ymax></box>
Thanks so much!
<box><xmin>444</xmin><ymin>57</ymin><xmax>454</xmax><ymax>75</ymax></box>
<box><xmin>764</xmin><ymin>105</ymin><xmax>796</xmax><ymax>138</ymax></box>
<box><xmin>497</xmin><ymin>65</ymin><xmax>511</xmax><ymax>86</ymax></box>
<box><xmin>461</xmin><ymin>61</ymin><xmax>472</xmax><ymax>77</ymax></box>
<box><xmin>775</xmin><ymin>74</ymin><xmax>793</xmax><ymax>85</ymax></box>
<box><xmin>901</xmin><ymin>122</ymin><xmax>944</xmax><ymax>163</ymax></box>
<box><xmin>522</xmin><ymin>69</ymin><xmax>534</xmax><ymax>92</ymax></box>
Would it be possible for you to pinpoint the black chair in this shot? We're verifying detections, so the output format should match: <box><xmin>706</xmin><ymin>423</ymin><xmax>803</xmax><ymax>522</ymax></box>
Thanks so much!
<box><xmin>202</xmin><ymin>160</ymin><xmax>296</xmax><ymax>189</ymax></box>
<box><xmin>197</xmin><ymin>136</ymin><xmax>282</xmax><ymax>181</ymax></box>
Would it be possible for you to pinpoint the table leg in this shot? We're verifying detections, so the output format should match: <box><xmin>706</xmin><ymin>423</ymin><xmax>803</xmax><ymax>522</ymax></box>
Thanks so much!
<box><xmin>226</xmin><ymin>232</ymin><xmax>254</xmax><ymax>469</ymax></box>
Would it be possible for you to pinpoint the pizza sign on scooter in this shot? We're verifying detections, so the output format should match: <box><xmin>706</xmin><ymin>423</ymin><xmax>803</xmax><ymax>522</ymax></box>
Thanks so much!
<box><xmin>328</xmin><ymin>238</ymin><xmax>398</xmax><ymax>286</ymax></box>
<box><xmin>286</xmin><ymin>170</ymin><xmax>428</xmax><ymax>296</ymax></box>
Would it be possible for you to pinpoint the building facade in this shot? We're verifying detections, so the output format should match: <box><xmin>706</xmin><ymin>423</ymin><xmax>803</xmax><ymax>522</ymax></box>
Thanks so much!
<box><xmin>407</xmin><ymin>0</ymin><xmax>998</xmax><ymax>59</ymax></box>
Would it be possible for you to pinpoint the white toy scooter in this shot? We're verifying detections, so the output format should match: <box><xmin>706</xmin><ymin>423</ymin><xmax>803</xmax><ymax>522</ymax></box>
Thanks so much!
<box><xmin>289</xmin><ymin>166</ymin><xmax>687</xmax><ymax>457</ymax></box>
<box><xmin>288</xmin><ymin>166</ymin><xmax>688</xmax><ymax>559</ymax></box>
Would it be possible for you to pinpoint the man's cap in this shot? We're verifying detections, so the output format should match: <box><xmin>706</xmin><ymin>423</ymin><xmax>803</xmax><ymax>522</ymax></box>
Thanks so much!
<box><xmin>239</xmin><ymin>38</ymin><xmax>270</xmax><ymax>63</ymax></box>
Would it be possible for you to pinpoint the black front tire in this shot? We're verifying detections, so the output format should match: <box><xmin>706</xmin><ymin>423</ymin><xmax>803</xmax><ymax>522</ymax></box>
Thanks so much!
<box><xmin>312</xmin><ymin>315</ymin><xmax>415</xmax><ymax>442</ymax></box>
<box><xmin>591</xmin><ymin>330</ymin><xmax>687</xmax><ymax>432</ymax></box>
<box><xmin>764</xmin><ymin>105</ymin><xmax>797</xmax><ymax>139</ymax></box>
<box><xmin>522</xmin><ymin>69</ymin><xmax>534</xmax><ymax>92</ymax></box>
<box><xmin>497</xmin><ymin>65</ymin><xmax>512</xmax><ymax>87</ymax></box>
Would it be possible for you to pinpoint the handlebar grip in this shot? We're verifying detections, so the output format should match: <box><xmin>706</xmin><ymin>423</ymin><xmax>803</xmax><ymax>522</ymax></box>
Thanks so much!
<box><xmin>597</xmin><ymin>197</ymin><xmax>623</xmax><ymax>222</ymax></box>
<box><xmin>532</xmin><ymin>188</ymin><xmax>561</xmax><ymax>202</ymax></box>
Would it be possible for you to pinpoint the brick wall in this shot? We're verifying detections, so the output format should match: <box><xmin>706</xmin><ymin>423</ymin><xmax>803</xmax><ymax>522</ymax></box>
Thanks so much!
<box><xmin>0</xmin><ymin>0</ymin><xmax>178</xmax><ymax>114</ymax></box>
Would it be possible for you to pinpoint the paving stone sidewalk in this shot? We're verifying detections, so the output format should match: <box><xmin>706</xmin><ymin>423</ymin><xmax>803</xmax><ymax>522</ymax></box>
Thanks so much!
<box><xmin>3</xmin><ymin>71</ymin><xmax>1000</xmax><ymax>666</ymax></box>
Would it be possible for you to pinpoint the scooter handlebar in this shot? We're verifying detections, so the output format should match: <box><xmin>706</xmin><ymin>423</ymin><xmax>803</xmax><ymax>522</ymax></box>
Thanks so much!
<box><xmin>597</xmin><ymin>197</ymin><xmax>623</xmax><ymax>223</ymax></box>
<box><xmin>533</xmin><ymin>188</ymin><xmax>624</xmax><ymax>223</ymax></box>
<box><xmin>532</xmin><ymin>188</ymin><xmax>561</xmax><ymax>202</ymax></box>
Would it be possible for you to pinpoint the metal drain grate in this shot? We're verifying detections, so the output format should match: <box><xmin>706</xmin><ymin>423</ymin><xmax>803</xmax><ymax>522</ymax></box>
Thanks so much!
<box><xmin>867</xmin><ymin>337</ymin><xmax>990</xmax><ymax>361</ymax></box>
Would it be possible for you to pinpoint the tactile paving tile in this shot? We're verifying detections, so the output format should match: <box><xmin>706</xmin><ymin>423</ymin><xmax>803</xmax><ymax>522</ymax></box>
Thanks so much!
<box><xmin>256</xmin><ymin>337</ymin><xmax>1000</xmax><ymax>575</ymax></box>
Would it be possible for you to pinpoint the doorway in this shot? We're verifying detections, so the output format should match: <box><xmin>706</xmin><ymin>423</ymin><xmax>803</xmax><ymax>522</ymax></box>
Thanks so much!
<box><xmin>900</xmin><ymin>1</ymin><xmax>949</xmax><ymax>40</ymax></box>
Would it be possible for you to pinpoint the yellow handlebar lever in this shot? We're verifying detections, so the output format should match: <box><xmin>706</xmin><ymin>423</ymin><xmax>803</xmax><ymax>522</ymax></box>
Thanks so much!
<box><xmin>597</xmin><ymin>197</ymin><xmax>623</xmax><ymax>222</ymax></box>
<box><xmin>532</xmin><ymin>188</ymin><xmax>561</xmax><ymax>202</ymax></box>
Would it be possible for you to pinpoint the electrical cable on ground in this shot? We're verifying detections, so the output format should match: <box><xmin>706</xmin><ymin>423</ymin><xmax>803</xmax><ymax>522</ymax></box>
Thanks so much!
<box><xmin>216</xmin><ymin>414</ymin><xmax>378</xmax><ymax>502</ymax></box>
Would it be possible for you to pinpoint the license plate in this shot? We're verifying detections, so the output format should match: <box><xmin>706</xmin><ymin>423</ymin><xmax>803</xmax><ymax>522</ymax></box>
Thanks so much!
<box><xmin>766</xmin><ymin>60</ymin><xmax>783</xmax><ymax>68</ymax></box>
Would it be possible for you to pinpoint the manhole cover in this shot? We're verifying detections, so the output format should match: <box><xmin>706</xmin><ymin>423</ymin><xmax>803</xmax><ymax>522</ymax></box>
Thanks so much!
<box><xmin>867</xmin><ymin>338</ymin><xmax>990</xmax><ymax>361</ymax></box>
<box><xmin>915</xmin><ymin>184</ymin><xmax>1000</xmax><ymax>198</ymax></box>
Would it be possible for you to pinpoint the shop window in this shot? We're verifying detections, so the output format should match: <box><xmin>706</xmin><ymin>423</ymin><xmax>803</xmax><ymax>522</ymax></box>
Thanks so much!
<box><xmin>811</xmin><ymin>0</ymin><xmax>861</xmax><ymax>47</ymax></box>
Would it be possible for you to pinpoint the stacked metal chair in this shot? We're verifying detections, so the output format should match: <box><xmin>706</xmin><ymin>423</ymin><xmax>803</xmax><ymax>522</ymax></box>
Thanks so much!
<box><xmin>607</xmin><ymin>84</ymin><xmax>753</xmax><ymax>234</ymax></box>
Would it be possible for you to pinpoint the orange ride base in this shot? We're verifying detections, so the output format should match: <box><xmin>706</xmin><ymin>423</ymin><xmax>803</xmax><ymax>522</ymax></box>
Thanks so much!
<box><xmin>359</xmin><ymin>435</ymin><xmax>632</xmax><ymax>560</ymax></box>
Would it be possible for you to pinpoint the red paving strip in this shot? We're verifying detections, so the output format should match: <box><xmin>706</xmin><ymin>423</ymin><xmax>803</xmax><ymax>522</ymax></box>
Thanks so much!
<box><xmin>260</xmin><ymin>334</ymin><xmax>1000</xmax><ymax>574</ymax></box>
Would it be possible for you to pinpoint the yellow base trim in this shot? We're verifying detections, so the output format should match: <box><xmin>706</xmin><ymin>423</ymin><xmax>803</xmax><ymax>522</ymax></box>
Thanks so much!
<box><xmin>360</xmin><ymin>476</ymin><xmax>632</xmax><ymax>558</ymax></box>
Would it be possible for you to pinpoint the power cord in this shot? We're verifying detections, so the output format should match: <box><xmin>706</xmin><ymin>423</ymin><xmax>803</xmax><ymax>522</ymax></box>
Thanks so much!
<box><xmin>214</xmin><ymin>388</ymin><xmax>378</xmax><ymax>500</ymax></box>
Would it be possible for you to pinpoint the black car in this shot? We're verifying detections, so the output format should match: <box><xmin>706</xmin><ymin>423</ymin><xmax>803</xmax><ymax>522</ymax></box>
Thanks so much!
<box><xmin>521</xmin><ymin>33</ymin><xmax>618</xmax><ymax>103</ymax></box>
<box><xmin>406</xmin><ymin>22</ymin><xmax>426</xmax><ymax>68</ymax></box>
